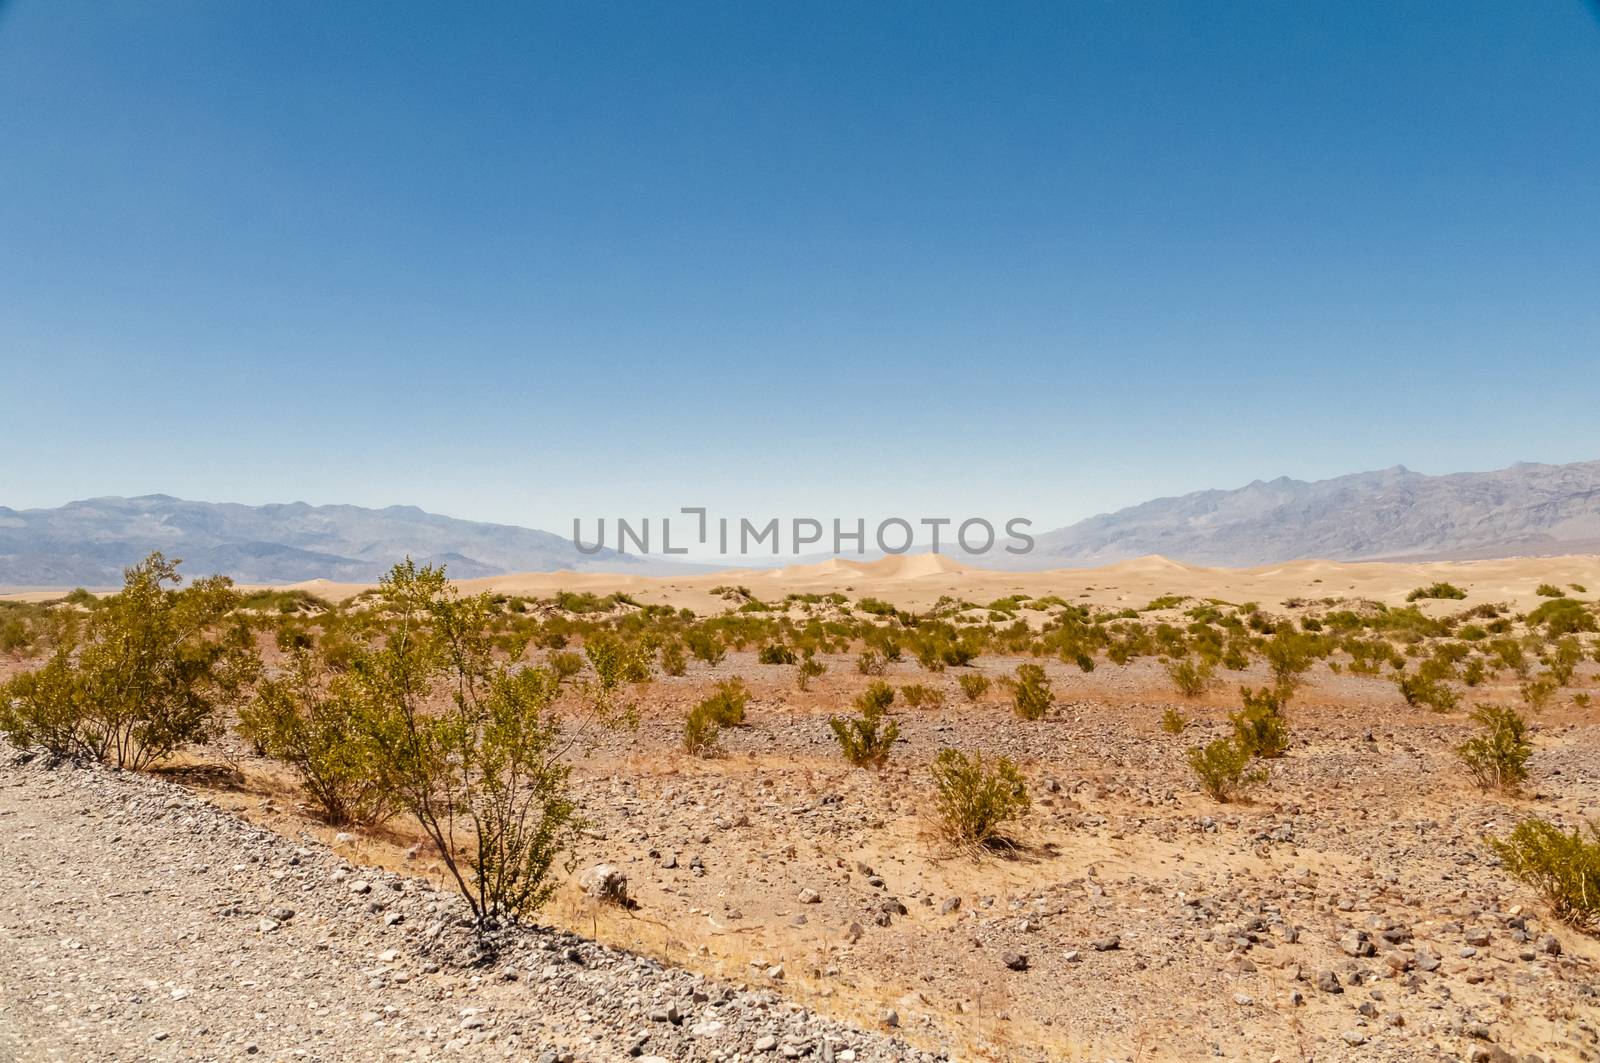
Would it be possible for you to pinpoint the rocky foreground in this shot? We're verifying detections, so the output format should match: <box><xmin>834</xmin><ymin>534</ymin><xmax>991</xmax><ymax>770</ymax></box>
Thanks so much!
<box><xmin>0</xmin><ymin>750</ymin><xmax>942</xmax><ymax>1062</ymax></box>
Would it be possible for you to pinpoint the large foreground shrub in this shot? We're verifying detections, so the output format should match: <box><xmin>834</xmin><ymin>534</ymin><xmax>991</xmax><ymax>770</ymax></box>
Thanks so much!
<box><xmin>0</xmin><ymin>553</ymin><xmax>257</xmax><ymax>770</ymax></box>
<box><xmin>930</xmin><ymin>748</ymin><xmax>1030</xmax><ymax>849</ymax></box>
<box><xmin>1490</xmin><ymin>818</ymin><xmax>1600</xmax><ymax>932</ymax></box>
<box><xmin>1456</xmin><ymin>704</ymin><xmax>1532</xmax><ymax>794</ymax></box>
<box><xmin>238</xmin><ymin>650</ymin><xmax>397</xmax><ymax>827</ymax></box>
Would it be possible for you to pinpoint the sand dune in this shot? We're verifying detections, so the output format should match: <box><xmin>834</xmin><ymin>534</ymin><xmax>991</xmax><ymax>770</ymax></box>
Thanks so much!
<box><xmin>256</xmin><ymin>552</ymin><xmax>1600</xmax><ymax>614</ymax></box>
<box><xmin>8</xmin><ymin>551</ymin><xmax>1596</xmax><ymax>614</ymax></box>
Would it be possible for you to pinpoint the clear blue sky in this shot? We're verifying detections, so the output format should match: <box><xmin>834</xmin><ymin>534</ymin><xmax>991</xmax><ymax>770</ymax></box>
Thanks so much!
<box><xmin>3</xmin><ymin>1</ymin><xmax>1597</xmax><ymax>535</ymax></box>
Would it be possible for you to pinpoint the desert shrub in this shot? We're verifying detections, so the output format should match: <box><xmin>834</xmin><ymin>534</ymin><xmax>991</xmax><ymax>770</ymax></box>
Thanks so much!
<box><xmin>238</xmin><ymin>650</ymin><xmax>396</xmax><ymax>826</ymax></box>
<box><xmin>830</xmin><ymin>682</ymin><xmax>898</xmax><ymax>768</ymax></box>
<box><xmin>1527</xmin><ymin>598</ymin><xmax>1596</xmax><ymax>636</ymax></box>
<box><xmin>659</xmin><ymin>641</ymin><xmax>687</xmax><ymax>677</ymax></box>
<box><xmin>1462</xmin><ymin>658</ymin><xmax>1487</xmax><ymax>687</ymax></box>
<box><xmin>1397</xmin><ymin>661</ymin><xmax>1460</xmax><ymax>713</ymax></box>
<box><xmin>1521</xmin><ymin>675</ymin><xmax>1558</xmax><ymax>713</ymax></box>
<box><xmin>856</xmin><ymin>596</ymin><xmax>896</xmax><ymax>616</ymax></box>
<box><xmin>1456</xmin><ymin>704</ymin><xmax>1533</xmax><ymax>794</ymax></box>
<box><xmin>685</xmin><ymin>628</ymin><xmax>727</xmax><ymax>666</ymax></box>
<box><xmin>796</xmin><ymin>657</ymin><xmax>827</xmax><ymax>691</ymax></box>
<box><xmin>352</xmin><ymin>561</ymin><xmax>595</xmax><ymax>925</ymax></box>
<box><xmin>1263</xmin><ymin>631</ymin><xmax>1319</xmax><ymax>689</ymax></box>
<box><xmin>1165</xmin><ymin>657</ymin><xmax>1214</xmax><ymax>698</ymax></box>
<box><xmin>856</xmin><ymin>649</ymin><xmax>888</xmax><ymax>676</ymax></box>
<box><xmin>1490</xmin><ymin>818</ymin><xmax>1600</xmax><ymax>932</ymax></box>
<box><xmin>758</xmin><ymin>642</ymin><xmax>797</xmax><ymax>665</ymax></box>
<box><xmin>1549</xmin><ymin>638</ymin><xmax>1582</xmax><ymax>685</ymax></box>
<box><xmin>1160</xmin><ymin>707</ymin><xmax>1187</xmax><ymax>734</ymax></box>
<box><xmin>1186</xmin><ymin>737</ymin><xmax>1265</xmax><ymax>802</ymax></box>
<box><xmin>1230</xmin><ymin>685</ymin><xmax>1290</xmax><ymax>758</ymax></box>
<box><xmin>549</xmin><ymin>650</ymin><xmax>585</xmax><ymax>679</ymax></box>
<box><xmin>1406</xmin><ymin>582</ymin><xmax>1467</xmax><ymax>602</ymax></box>
<box><xmin>0</xmin><ymin>553</ymin><xmax>258</xmax><ymax>770</ymax></box>
<box><xmin>899</xmin><ymin>683</ymin><xmax>947</xmax><ymax>710</ymax></box>
<box><xmin>1535</xmin><ymin>583</ymin><xmax>1565</xmax><ymax>598</ymax></box>
<box><xmin>958</xmin><ymin>673</ymin><xmax>991</xmax><ymax>702</ymax></box>
<box><xmin>682</xmin><ymin>702</ymin><xmax>724</xmax><ymax>756</ymax></box>
<box><xmin>1012</xmin><ymin>663</ymin><xmax>1052</xmax><ymax>720</ymax></box>
<box><xmin>929</xmin><ymin>748</ymin><xmax>1030</xmax><ymax>848</ymax></box>
<box><xmin>700</xmin><ymin>678</ymin><xmax>751</xmax><ymax>727</ymax></box>
<box><xmin>585</xmin><ymin>633</ymin><xmax>653</xmax><ymax>685</ymax></box>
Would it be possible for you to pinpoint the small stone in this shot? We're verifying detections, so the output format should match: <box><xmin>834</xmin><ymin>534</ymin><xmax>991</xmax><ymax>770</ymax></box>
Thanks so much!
<box><xmin>1315</xmin><ymin>970</ymin><xmax>1343</xmax><ymax>994</ymax></box>
<box><xmin>940</xmin><ymin>897</ymin><xmax>961</xmax><ymax>915</ymax></box>
<box><xmin>754</xmin><ymin>1035</ymin><xmax>778</xmax><ymax>1052</ymax></box>
<box><xmin>1537</xmin><ymin>933</ymin><xmax>1561</xmax><ymax>956</ymax></box>
<box><xmin>578</xmin><ymin>864</ymin><xmax>630</xmax><ymax>906</ymax></box>
<box><xmin>1464</xmin><ymin>928</ymin><xmax>1491</xmax><ymax>947</ymax></box>
<box><xmin>798</xmin><ymin>888</ymin><xmax>821</xmax><ymax>905</ymax></box>
<box><xmin>348</xmin><ymin>880</ymin><xmax>372</xmax><ymax>895</ymax></box>
<box><xmin>256</xmin><ymin>917</ymin><xmax>281</xmax><ymax>934</ymax></box>
<box><xmin>1091</xmin><ymin>935</ymin><xmax>1121</xmax><ymax>952</ymax></box>
<box><xmin>1340</xmin><ymin>1031</ymin><xmax>1367</xmax><ymax>1046</ymax></box>
<box><xmin>1001</xmin><ymin>951</ymin><xmax>1028</xmax><ymax>971</ymax></box>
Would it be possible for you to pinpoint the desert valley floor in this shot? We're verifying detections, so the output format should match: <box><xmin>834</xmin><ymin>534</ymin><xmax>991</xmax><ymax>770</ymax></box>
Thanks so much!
<box><xmin>2</xmin><ymin>554</ymin><xmax>1598</xmax><ymax>1061</ymax></box>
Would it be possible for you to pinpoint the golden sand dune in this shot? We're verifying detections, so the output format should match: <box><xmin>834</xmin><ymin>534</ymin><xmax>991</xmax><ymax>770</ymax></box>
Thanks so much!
<box><xmin>235</xmin><ymin>551</ymin><xmax>1600</xmax><ymax>615</ymax></box>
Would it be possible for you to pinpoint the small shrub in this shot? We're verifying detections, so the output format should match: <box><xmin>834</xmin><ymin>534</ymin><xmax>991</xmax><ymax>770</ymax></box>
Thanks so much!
<box><xmin>1160</xmin><ymin>707</ymin><xmax>1187</xmax><ymax>734</ymax></box>
<box><xmin>659</xmin><ymin>641</ymin><xmax>687</xmax><ymax>677</ymax></box>
<box><xmin>1263</xmin><ymin>631</ymin><xmax>1318</xmax><ymax>689</ymax></box>
<box><xmin>929</xmin><ymin>748</ymin><xmax>1030</xmax><ymax>848</ymax></box>
<box><xmin>856</xmin><ymin>650</ymin><xmax>888</xmax><ymax>676</ymax></box>
<box><xmin>1165</xmin><ymin>658</ymin><xmax>1214</xmax><ymax>698</ymax></box>
<box><xmin>1230</xmin><ymin>685</ymin><xmax>1291</xmax><ymax>758</ymax></box>
<box><xmin>699</xmin><ymin>679</ymin><xmax>751</xmax><ymax>727</ymax></box>
<box><xmin>1397</xmin><ymin>667</ymin><xmax>1460</xmax><ymax>713</ymax></box>
<box><xmin>237</xmin><ymin>650</ymin><xmax>396</xmax><ymax>827</ymax></box>
<box><xmin>1490</xmin><ymin>818</ymin><xmax>1600</xmax><ymax>932</ymax></box>
<box><xmin>1186</xmin><ymin>737</ymin><xmax>1265</xmax><ymax>802</ymax></box>
<box><xmin>1521</xmin><ymin>675</ymin><xmax>1558</xmax><ymax>713</ymax></box>
<box><xmin>1456</xmin><ymin>704</ymin><xmax>1532</xmax><ymax>793</ymax></box>
<box><xmin>758</xmin><ymin>643</ymin><xmax>797</xmax><ymax>665</ymax></box>
<box><xmin>685</xmin><ymin>628</ymin><xmax>727</xmax><ymax>666</ymax></box>
<box><xmin>958</xmin><ymin>673</ymin><xmax>991</xmax><ymax>702</ymax></box>
<box><xmin>683</xmin><ymin>702</ymin><xmax>724</xmax><ymax>756</ymax></box>
<box><xmin>899</xmin><ymin>683</ymin><xmax>947</xmax><ymax>710</ymax></box>
<box><xmin>1535</xmin><ymin>583</ymin><xmax>1565</xmax><ymax>598</ymax></box>
<box><xmin>1012</xmin><ymin>663</ymin><xmax>1052</xmax><ymax>720</ymax></box>
<box><xmin>830</xmin><ymin>682</ymin><xmax>898</xmax><ymax>768</ymax></box>
<box><xmin>796</xmin><ymin>657</ymin><xmax>827</xmax><ymax>691</ymax></box>
<box><xmin>549</xmin><ymin>651</ymin><xmax>584</xmax><ymax>679</ymax></box>
<box><xmin>1406</xmin><ymin>582</ymin><xmax>1468</xmax><ymax>602</ymax></box>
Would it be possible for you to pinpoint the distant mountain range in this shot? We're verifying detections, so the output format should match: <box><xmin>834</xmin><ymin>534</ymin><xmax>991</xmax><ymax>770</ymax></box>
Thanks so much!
<box><xmin>1023</xmin><ymin>460</ymin><xmax>1600</xmax><ymax>567</ymax></box>
<box><xmin>0</xmin><ymin>495</ymin><xmax>687</xmax><ymax>586</ymax></box>
<box><xmin>4</xmin><ymin>460</ymin><xmax>1599</xmax><ymax>586</ymax></box>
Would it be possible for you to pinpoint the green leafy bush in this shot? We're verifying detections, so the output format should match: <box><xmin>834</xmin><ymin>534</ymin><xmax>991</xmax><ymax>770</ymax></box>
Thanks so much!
<box><xmin>958</xmin><ymin>673</ymin><xmax>991</xmax><ymax>702</ymax></box>
<box><xmin>1456</xmin><ymin>704</ymin><xmax>1532</xmax><ymax>793</ymax></box>
<box><xmin>929</xmin><ymin>748</ymin><xmax>1030</xmax><ymax>848</ymax></box>
<box><xmin>758</xmin><ymin>642</ymin><xmax>797</xmax><ymax>665</ymax></box>
<box><xmin>1011</xmin><ymin>662</ymin><xmax>1052</xmax><ymax>720</ymax></box>
<box><xmin>1230</xmin><ymin>685</ymin><xmax>1290</xmax><ymax>758</ymax></box>
<box><xmin>899</xmin><ymin>683</ymin><xmax>946</xmax><ymax>709</ymax></box>
<box><xmin>1186</xmin><ymin>737</ymin><xmax>1265</xmax><ymax>802</ymax></box>
<box><xmin>659</xmin><ymin>640</ymin><xmax>687</xmax><ymax>676</ymax></box>
<box><xmin>1160</xmin><ymin>707</ymin><xmax>1186</xmax><ymax>734</ymax></box>
<box><xmin>238</xmin><ymin>650</ymin><xmax>396</xmax><ymax>826</ymax></box>
<box><xmin>1406</xmin><ymin>582</ymin><xmax>1467</xmax><ymax>602</ymax></box>
<box><xmin>830</xmin><ymin>682</ymin><xmax>898</xmax><ymax>768</ymax></box>
<box><xmin>796</xmin><ymin>657</ymin><xmax>827</xmax><ymax>691</ymax></box>
<box><xmin>1490</xmin><ymin>818</ymin><xmax>1600</xmax><ymax>932</ymax></box>
<box><xmin>1535</xmin><ymin>583</ymin><xmax>1565</xmax><ymax>598</ymax></box>
<box><xmin>0</xmin><ymin>553</ymin><xmax>258</xmax><ymax>770</ymax></box>
<box><xmin>1165</xmin><ymin>657</ymin><xmax>1214</xmax><ymax>698</ymax></box>
<box><xmin>349</xmin><ymin>561</ymin><xmax>593</xmax><ymax>925</ymax></box>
